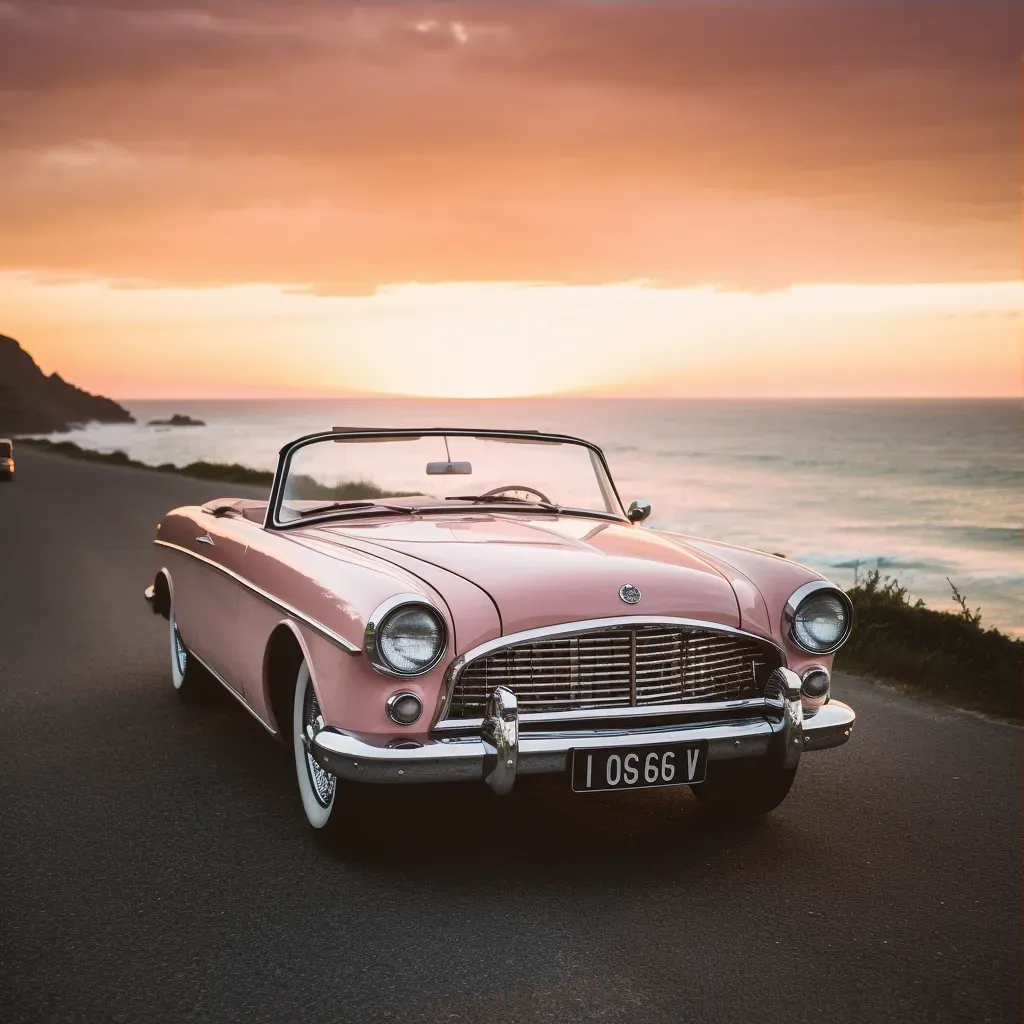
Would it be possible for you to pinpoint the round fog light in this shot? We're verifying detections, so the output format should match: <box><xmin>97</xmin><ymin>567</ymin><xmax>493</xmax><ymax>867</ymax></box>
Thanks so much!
<box><xmin>386</xmin><ymin>691</ymin><xmax>423</xmax><ymax>726</ymax></box>
<box><xmin>801</xmin><ymin>669</ymin><xmax>830</xmax><ymax>699</ymax></box>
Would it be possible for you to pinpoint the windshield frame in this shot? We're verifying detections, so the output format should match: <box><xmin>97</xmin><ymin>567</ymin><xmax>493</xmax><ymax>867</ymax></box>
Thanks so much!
<box><xmin>265</xmin><ymin>427</ymin><xmax>628</xmax><ymax>530</ymax></box>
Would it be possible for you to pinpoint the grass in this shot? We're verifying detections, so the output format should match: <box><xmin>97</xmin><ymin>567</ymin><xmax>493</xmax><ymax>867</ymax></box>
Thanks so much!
<box><xmin>17</xmin><ymin>437</ymin><xmax>407</xmax><ymax>500</ymax></box>
<box><xmin>838</xmin><ymin>570</ymin><xmax>1021</xmax><ymax>721</ymax></box>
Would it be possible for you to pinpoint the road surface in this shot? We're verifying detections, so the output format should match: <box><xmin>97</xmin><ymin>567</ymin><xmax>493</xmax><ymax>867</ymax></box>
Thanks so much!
<box><xmin>1</xmin><ymin>448</ymin><xmax>1019</xmax><ymax>1023</ymax></box>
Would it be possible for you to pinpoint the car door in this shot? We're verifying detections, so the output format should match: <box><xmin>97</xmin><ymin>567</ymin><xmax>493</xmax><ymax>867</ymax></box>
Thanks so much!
<box><xmin>187</xmin><ymin>515</ymin><xmax>246</xmax><ymax>695</ymax></box>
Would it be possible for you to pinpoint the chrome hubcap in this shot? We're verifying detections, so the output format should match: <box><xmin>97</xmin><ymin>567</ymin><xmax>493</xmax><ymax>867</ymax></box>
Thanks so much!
<box><xmin>173</xmin><ymin>621</ymin><xmax>188</xmax><ymax>676</ymax></box>
<box><xmin>303</xmin><ymin>683</ymin><xmax>336</xmax><ymax>807</ymax></box>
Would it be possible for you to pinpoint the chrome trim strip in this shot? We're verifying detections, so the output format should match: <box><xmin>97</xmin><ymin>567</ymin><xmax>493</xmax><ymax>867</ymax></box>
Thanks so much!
<box><xmin>438</xmin><ymin>616</ymin><xmax>785</xmax><ymax>718</ymax></box>
<box><xmin>188</xmin><ymin>649</ymin><xmax>278</xmax><ymax>737</ymax></box>
<box><xmin>154</xmin><ymin>539</ymin><xmax>361</xmax><ymax>655</ymax></box>
<box><xmin>783</xmin><ymin>580</ymin><xmax>854</xmax><ymax>655</ymax></box>
<box><xmin>432</xmin><ymin>696</ymin><xmax>769</xmax><ymax>732</ymax></box>
<box><xmin>364</xmin><ymin>593</ymin><xmax>448</xmax><ymax>677</ymax></box>
<box><xmin>628</xmin><ymin>628</ymin><xmax>637</xmax><ymax>705</ymax></box>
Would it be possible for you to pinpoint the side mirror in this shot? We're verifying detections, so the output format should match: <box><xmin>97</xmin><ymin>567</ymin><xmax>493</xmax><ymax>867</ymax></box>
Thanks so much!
<box><xmin>627</xmin><ymin>499</ymin><xmax>651</xmax><ymax>524</ymax></box>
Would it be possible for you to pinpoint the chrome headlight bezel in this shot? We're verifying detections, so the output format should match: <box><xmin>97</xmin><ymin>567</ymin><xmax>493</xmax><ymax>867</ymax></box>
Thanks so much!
<box><xmin>784</xmin><ymin>581</ymin><xmax>853</xmax><ymax>655</ymax></box>
<box><xmin>364</xmin><ymin>595</ymin><xmax>447</xmax><ymax>677</ymax></box>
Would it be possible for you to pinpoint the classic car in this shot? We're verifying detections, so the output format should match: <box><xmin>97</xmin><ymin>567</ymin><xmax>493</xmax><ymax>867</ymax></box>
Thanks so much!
<box><xmin>145</xmin><ymin>427</ymin><xmax>855</xmax><ymax>833</ymax></box>
<box><xmin>0</xmin><ymin>438</ymin><xmax>14</xmax><ymax>481</ymax></box>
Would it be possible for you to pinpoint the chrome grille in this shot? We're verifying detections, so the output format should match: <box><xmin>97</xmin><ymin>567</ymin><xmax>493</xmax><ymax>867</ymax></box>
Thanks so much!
<box><xmin>445</xmin><ymin>625</ymin><xmax>781</xmax><ymax>719</ymax></box>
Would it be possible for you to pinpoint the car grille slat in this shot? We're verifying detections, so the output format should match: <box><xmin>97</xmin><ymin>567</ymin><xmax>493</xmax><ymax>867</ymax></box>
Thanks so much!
<box><xmin>444</xmin><ymin>624</ymin><xmax>782</xmax><ymax>719</ymax></box>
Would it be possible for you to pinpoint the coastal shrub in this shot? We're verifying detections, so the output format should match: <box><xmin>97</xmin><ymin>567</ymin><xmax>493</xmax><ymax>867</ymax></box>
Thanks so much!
<box><xmin>175</xmin><ymin>460</ymin><xmax>274</xmax><ymax>486</ymax></box>
<box><xmin>20</xmin><ymin>437</ymin><xmax>411</xmax><ymax>499</ymax></box>
<box><xmin>838</xmin><ymin>570</ymin><xmax>1021</xmax><ymax>720</ymax></box>
<box><xmin>287</xmin><ymin>473</ymin><xmax>411</xmax><ymax>501</ymax></box>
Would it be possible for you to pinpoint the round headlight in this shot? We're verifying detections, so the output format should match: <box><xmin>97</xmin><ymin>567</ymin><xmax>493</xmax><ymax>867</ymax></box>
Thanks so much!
<box><xmin>366</xmin><ymin>598</ymin><xmax>446</xmax><ymax>676</ymax></box>
<box><xmin>786</xmin><ymin>584</ymin><xmax>852</xmax><ymax>654</ymax></box>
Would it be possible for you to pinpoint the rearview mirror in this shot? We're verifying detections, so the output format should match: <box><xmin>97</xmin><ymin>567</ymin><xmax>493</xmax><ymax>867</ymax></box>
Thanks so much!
<box><xmin>426</xmin><ymin>461</ymin><xmax>473</xmax><ymax>475</ymax></box>
<box><xmin>627</xmin><ymin>499</ymin><xmax>651</xmax><ymax>523</ymax></box>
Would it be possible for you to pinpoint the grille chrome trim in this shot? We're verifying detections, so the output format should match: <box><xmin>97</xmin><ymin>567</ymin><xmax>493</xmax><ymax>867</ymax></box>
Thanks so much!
<box><xmin>433</xmin><ymin>696</ymin><xmax>770</xmax><ymax>733</ymax></box>
<box><xmin>439</xmin><ymin>616</ymin><xmax>785</xmax><ymax>722</ymax></box>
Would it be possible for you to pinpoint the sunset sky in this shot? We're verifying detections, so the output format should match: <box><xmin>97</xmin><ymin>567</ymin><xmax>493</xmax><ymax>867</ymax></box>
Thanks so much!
<box><xmin>1</xmin><ymin>1</ymin><xmax>1020</xmax><ymax>398</ymax></box>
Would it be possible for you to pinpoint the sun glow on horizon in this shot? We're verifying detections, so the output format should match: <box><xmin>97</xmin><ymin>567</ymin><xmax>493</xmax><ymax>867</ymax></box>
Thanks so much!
<box><xmin>1</xmin><ymin>273</ymin><xmax>1019</xmax><ymax>400</ymax></box>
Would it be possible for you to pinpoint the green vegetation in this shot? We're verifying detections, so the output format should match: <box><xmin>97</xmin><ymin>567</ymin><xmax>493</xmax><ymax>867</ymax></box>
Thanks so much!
<box><xmin>838</xmin><ymin>570</ymin><xmax>1021</xmax><ymax>721</ymax></box>
<box><xmin>285</xmin><ymin>474</ymin><xmax>412</xmax><ymax>501</ymax></box>
<box><xmin>21</xmin><ymin>437</ymin><xmax>276</xmax><ymax>486</ymax></box>
<box><xmin>18</xmin><ymin>437</ymin><xmax>410</xmax><ymax>500</ymax></box>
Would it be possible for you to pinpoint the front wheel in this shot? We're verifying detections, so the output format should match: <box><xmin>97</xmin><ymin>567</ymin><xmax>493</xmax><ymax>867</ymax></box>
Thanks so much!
<box><xmin>169</xmin><ymin>606</ymin><xmax>209</xmax><ymax>700</ymax></box>
<box><xmin>691</xmin><ymin>760</ymin><xmax>796</xmax><ymax>820</ymax></box>
<box><xmin>292</xmin><ymin>660</ymin><xmax>342</xmax><ymax>831</ymax></box>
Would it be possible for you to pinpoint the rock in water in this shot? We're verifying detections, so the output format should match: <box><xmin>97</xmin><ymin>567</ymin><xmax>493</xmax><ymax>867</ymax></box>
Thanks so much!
<box><xmin>146</xmin><ymin>414</ymin><xmax>206</xmax><ymax>427</ymax></box>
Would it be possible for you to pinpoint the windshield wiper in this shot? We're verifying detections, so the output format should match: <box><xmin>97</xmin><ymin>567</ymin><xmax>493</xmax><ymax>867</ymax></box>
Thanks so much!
<box><xmin>297</xmin><ymin>501</ymin><xmax>416</xmax><ymax>519</ymax></box>
<box><xmin>444</xmin><ymin>495</ymin><xmax>562</xmax><ymax>513</ymax></box>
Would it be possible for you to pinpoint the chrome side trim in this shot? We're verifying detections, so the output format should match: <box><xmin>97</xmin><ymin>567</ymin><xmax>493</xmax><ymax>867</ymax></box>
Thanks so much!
<box><xmin>188</xmin><ymin>649</ymin><xmax>278</xmax><ymax>737</ymax></box>
<box><xmin>154</xmin><ymin>539</ymin><xmax>361</xmax><ymax>655</ymax></box>
<box><xmin>783</xmin><ymin>580</ymin><xmax>854</xmax><ymax>655</ymax></box>
<box><xmin>364</xmin><ymin>593</ymin><xmax>448</xmax><ymax>677</ymax></box>
<box><xmin>439</xmin><ymin>616</ymin><xmax>785</xmax><ymax>717</ymax></box>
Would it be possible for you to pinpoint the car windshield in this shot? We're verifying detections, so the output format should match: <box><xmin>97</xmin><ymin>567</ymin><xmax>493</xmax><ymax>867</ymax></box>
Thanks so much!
<box><xmin>276</xmin><ymin>432</ymin><xmax>623</xmax><ymax>524</ymax></box>
<box><xmin>0</xmin><ymin>442</ymin><xmax>10</xmax><ymax>458</ymax></box>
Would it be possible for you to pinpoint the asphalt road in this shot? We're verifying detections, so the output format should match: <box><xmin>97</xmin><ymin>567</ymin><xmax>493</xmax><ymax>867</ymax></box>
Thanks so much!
<box><xmin>1</xmin><ymin>448</ymin><xmax>1019</xmax><ymax>1024</ymax></box>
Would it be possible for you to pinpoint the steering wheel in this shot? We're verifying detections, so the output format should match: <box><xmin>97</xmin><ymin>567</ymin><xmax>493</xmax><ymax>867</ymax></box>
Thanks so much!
<box><xmin>475</xmin><ymin>484</ymin><xmax>553</xmax><ymax>505</ymax></box>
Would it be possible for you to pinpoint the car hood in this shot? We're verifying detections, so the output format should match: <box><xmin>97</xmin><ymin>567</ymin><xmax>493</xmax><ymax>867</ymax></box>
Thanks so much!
<box><xmin>307</xmin><ymin>513</ymin><xmax>741</xmax><ymax>635</ymax></box>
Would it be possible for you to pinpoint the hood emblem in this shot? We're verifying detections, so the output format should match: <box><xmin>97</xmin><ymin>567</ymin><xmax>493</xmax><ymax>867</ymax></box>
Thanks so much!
<box><xmin>619</xmin><ymin>583</ymin><xmax>642</xmax><ymax>605</ymax></box>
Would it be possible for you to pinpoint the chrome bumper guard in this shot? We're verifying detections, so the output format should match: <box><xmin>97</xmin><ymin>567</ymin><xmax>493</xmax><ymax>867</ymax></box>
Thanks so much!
<box><xmin>309</xmin><ymin>669</ymin><xmax>855</xmax><ymax>795</ymax></box>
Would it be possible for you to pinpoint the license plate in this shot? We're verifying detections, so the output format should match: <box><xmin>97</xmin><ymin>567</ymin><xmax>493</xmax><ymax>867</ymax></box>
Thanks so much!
<box><xmin>571</xmin><ymin>742</ymin><xmax>708</xmax><ymax>793</ymax></box>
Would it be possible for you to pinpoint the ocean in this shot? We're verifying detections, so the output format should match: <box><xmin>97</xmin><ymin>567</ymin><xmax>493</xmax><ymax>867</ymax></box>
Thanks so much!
<box><xmin>40</xmin><ymin>398</ymin><xmax>1022</xmax><ymax>636</ymax></box>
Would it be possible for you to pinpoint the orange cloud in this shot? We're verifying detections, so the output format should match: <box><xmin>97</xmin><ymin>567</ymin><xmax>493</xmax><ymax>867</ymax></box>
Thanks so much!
<box><xmin>0</xmin><ymin>2</ymin><xmax>1018</xmax><ymax>292</ymax></box>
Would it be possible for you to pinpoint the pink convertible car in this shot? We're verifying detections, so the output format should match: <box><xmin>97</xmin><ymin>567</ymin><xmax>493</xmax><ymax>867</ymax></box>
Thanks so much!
<box><xmin>145</xmin><ymin>427</ymin><xmax>855</xmax><ymax>832</ymax></box>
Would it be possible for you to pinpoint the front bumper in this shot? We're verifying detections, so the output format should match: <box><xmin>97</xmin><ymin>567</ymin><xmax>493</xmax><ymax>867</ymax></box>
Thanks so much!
<box><xmin>308</xmin><ymin>670</ymin><xmax>855</xmax><ymax>795</ymax></box>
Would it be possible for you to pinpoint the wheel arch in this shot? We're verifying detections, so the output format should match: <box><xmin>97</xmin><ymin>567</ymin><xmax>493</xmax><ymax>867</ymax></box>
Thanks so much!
<box><xmin>152</xmin><ymin>568</ymin><xmax>172</xmax><ymax>620</ymax></box>
<box><xmin>263</xmin><ymin>620</ymin><xmax>316</xmax><ymax>740</ymax></box>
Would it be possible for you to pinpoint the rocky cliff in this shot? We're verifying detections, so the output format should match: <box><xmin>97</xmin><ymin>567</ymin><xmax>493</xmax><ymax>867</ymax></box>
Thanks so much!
<box><xmin>0</xmin><ymin>334</ymin><xmax>135</xmax><ymax>434</ymax></box>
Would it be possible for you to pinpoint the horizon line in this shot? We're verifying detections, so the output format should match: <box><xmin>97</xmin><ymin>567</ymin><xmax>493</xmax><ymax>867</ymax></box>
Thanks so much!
<box><xmin>112</xmin><ymin>393</ymin><xmax>1024</xmax><ymax>402</ymax></box>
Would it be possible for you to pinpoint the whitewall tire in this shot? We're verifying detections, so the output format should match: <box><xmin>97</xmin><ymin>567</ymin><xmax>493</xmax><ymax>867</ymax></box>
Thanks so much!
<box><xmin>169</xmin><ymin>605</ymin><xmax>206</xmax><ymax>699</ymax></box>
<box><xmin>292</xmin><ymin>660</ymin><xmax>339</xmax><ymax>830</ymax></box>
